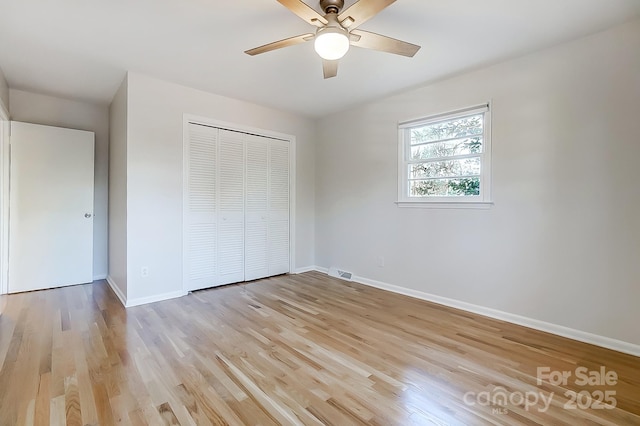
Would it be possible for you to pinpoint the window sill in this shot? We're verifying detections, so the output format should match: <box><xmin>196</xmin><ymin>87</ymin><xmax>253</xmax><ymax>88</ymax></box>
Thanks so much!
<box><xmin>395</xmin><ymin>200</ymin><xmax>494</xmax><ymax>209</ymax></box>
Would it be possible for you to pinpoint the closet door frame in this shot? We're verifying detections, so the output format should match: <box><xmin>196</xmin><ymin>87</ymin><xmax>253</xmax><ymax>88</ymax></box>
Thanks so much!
<box><xmin>182</xmin><ymin>114</ymin><xmax>296</xmax><ymax>292</ymax></box>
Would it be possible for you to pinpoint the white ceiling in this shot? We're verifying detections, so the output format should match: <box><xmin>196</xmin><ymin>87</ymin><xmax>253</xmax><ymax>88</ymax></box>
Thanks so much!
<box><xmin>1</xmin><ymin>0</ymin><xmax>639</xmax><ymax>118</ymax></box>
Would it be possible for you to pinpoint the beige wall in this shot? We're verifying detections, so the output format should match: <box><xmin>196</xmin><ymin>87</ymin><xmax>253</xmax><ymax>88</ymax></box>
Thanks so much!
<box><xmin>108</xmin><ymin>77</ymin><xmax>128</xmax><ymax>298</ymax></box>
<box><xmin>9</xmin><ymin>89</ymin><xmax>110</xmax><ymax>279</ymax></box>
<box><xmin>315</xmin><ymin>21</ymin><xmax>640</xmax><ymax>346</ymax></box>
<box><xmin>124</xmin><ymin>72</ymin><xmax>316</xmax><ymax>301</ymax></box>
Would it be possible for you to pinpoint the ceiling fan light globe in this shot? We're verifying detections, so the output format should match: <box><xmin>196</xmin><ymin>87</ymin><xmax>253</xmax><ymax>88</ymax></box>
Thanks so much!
<box><xmin>314</xmin><ymin>31</ymin><xmax>350</xmax><ymax>61</ymax></box>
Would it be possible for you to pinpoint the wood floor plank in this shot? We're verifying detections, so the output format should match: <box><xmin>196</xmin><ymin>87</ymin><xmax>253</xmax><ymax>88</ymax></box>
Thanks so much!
<box><xmin>63</xmin><ymin>374</ymin><xmax>82</xmax><ymax>426</ymax></box>
<box><xmin>0</xmin><ymin>273</ymin><xmax>638</xmax><ymax>425</ymax></box>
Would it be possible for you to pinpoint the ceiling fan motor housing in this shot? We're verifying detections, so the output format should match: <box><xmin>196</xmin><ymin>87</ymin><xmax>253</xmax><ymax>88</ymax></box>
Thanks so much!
<box><xmin>320</xmin><ymin>0</ymin><xmax>344</xmax><ymax>14</ymax></box>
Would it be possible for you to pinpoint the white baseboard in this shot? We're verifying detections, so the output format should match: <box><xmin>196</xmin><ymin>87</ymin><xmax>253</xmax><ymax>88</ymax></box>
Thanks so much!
<box><xmin>313</xmin><ymin>266</ymin><xmax>328</xmax><ymax>274</ymax></box>
<box><xmin>125</xmin><ymin>291</ymin><xmax>187</xmax><ymax>308</ymax></box>
<box><xmin>293</xmin><ymin>266</ymin><xmax>321</xmax><ymax>274</ymax></box>
<box><xmin>105</xmin><ymin>275</ymin><xmax>186</xmax><ymax>308</ymax></box>
<box><xmin>312</xmin><ymin>268</ymin><xmax>640</xmax><ymax>357</ymax></box>
<box><xmin>106</xmin><ymin>275</ymin><xmax>127</xmax><ymax>307</ymax></box>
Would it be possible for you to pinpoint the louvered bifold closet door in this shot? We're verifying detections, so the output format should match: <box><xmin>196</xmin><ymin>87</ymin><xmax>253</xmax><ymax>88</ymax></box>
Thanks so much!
<box><xmin>185</xmin><ymin>124</ymin><xmax>218</xmax><ymax>291</ymax></box>
<box><xmin>269</xmin><ymin>140</ymin><xmax>290</xmax><ymax>275</ymax></box>
<box><xmin>244</xmin><ymin>135</ymin><xmax>270</xmax><ymax>281</ymax></box>
<box><xmin>218</xmin><ymin>129</ymin><xmax>246</xmax><ymax>285</ymax></box>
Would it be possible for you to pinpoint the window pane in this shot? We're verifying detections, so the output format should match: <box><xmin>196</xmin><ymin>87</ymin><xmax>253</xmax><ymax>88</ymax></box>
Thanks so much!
<box><xmin>410</xmin><ymin>136</ymin><xmax>483</xmax><ymax>160</ymax></box>
<box><xmin>410</xmin><ymin>177</ymin><xmax>481</xmax><ymax>197</ymax></box>
<box><xmin>410</xmin><ymin>114</ymin><xmax>483</xmax><ymax>145</ymax></box>
<box><xmin>410</xmin><ymin>157</ymin><xmax>481</xmax><ymax>179</ymax></box>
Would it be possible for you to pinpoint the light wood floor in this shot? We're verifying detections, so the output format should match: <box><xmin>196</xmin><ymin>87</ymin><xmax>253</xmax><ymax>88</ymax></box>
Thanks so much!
<box><xmin>0</xmin><ymin>272</ymin><xmax>638</xmax><ymax>425</ymax></box>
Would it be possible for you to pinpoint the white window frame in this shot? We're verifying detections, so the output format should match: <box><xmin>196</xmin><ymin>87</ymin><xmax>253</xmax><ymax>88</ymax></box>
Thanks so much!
<box><xmin>397</xmin><ymin>103</ymin><xmax>493</xmax><ymax>209</ymax></box>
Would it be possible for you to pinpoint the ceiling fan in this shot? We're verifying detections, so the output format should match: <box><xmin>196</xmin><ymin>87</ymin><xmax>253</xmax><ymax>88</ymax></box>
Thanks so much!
<box><xmin>245</xmin><ymin>0</ymin><xmax>421</xmax><ymax>79</ymax></box>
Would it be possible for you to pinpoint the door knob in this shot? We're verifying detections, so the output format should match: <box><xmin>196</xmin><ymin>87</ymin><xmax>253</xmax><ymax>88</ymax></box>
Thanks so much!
<box><xmin>85</xmin><ymin>213</ymin><xmax>92</xmax><ymax>218</ymax></box>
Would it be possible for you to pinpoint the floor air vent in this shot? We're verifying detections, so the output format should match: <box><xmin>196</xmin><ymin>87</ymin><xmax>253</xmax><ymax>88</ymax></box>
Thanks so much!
<box><xmin>328</xmin><ymin>266</ymin><xmax>353</xmax><ymax>281</ymax></box>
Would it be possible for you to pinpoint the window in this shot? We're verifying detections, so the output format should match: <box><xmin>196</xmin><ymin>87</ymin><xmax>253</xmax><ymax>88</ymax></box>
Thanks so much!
<box><xmin>397</xmin><ymin>104</ymin><xmax>492</xmax><ymax>207</ymax></box>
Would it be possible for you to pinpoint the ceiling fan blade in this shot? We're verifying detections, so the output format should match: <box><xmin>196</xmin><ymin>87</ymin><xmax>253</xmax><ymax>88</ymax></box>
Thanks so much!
<box><xmin>277</xmin><ymin>0</ymin><xmax>328</xmax><ymax>27</ymax></box>
<box><xmin>245</xmin><ymin>33</ymin><xmax>314</xmax><ymax>56</ymax></box>
<box><xmin>338</xmin><ymin>0</ymin><xmax>396</xmax><ymax>29</ymax></box>
<box><xmin>350</xmin><ymin>29</ymin><xmax>420</xmax><ymax>57</ymax></box>
<box><xmin>323</xmin><ymin>60</ymin><xmax>338</xmax><ymax>79</ymax></box>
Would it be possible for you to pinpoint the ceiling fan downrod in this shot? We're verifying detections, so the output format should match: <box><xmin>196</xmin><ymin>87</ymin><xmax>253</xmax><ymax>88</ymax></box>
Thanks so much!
<box><xmin>319</xmin><ymin>0</ymin><xmax>344</xmax><ymax>14</ymax></box>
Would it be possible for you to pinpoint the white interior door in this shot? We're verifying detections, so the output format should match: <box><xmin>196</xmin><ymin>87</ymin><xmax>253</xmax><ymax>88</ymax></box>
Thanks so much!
<box><xmin>269</xmin><ymin>140</ymin><xmax>290</xmax><ymax>276</ymax></box>
<box><xmin>184</xmin><ymin>121</ymin><xmax>291</xmax><ymax>292</ymax></box>
<box><xmin>184</xmin><ymin>123</ymin><xmax>218</xmax><ymax>292</ymax></box>
<box><xmin>245</xmin><ymin>135</ymin><xmax>269</xmax><ymax>281</ymax></box>
<box><xmin>217</xmin><ymin>130</ymin><xmax>245</xmax><ymax>286</ymax></box>
<box><xmin>9</xmin><ymin>122</ymin><xmax>94</xmax><ymax>293</ymax></box>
